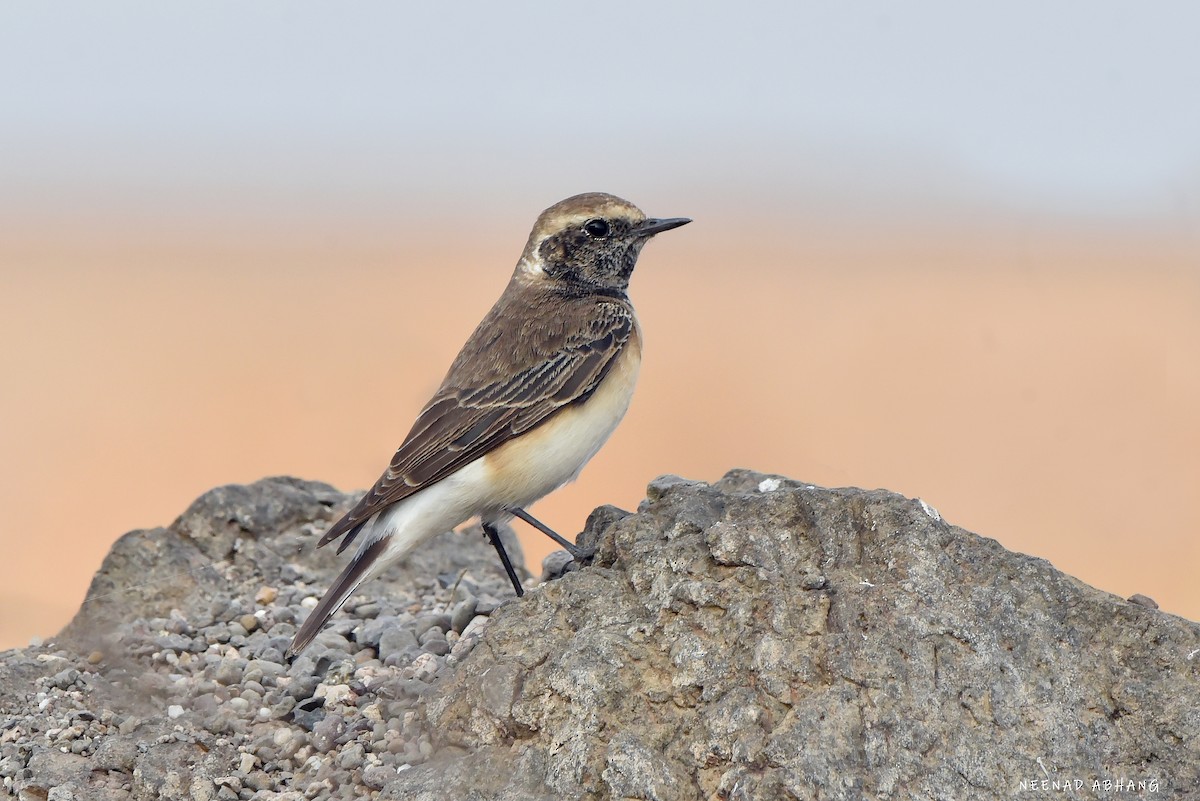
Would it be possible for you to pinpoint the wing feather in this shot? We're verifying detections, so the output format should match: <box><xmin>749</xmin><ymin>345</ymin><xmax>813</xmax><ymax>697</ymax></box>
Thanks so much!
<box><xmin>317</xmin><ymin>298</ymin><xmax>634</xmax><ymax>549</ymax></box>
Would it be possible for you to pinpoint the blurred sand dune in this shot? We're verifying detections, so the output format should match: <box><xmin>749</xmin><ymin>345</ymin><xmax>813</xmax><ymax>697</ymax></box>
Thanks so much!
<box><xmin>2</xmin><ymin>216</ymin><xmax>1197</xmax><ymax>648</ymax></box>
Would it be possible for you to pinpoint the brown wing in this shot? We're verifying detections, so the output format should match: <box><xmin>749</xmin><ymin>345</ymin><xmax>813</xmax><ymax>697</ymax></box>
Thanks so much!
<box><xmin>318</xmin><ymin>297</ymin><xmax>635</xmax><ymax>552</ymax></box>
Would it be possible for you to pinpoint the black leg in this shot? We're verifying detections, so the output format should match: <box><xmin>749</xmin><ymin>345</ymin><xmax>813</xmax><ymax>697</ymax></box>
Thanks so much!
<box><xmin>510</xmin><ymin>507</ymin><xmax>594</xmax><ymax>561</ymax></box>
<box><xmin>483</xmin><ymin>521</ymin><xmax>524</xmax><ymax>597</ymax></box>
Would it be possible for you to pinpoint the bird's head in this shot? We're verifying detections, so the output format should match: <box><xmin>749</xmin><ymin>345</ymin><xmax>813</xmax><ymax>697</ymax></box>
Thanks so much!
<box><xmin>517</xmin><ymin>192</ymin><xmax>690</xmax><ymax>294</ymax></box>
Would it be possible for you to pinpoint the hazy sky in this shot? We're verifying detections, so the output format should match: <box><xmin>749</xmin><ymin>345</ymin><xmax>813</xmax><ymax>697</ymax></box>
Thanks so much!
<box><xmin>3</xmin><ymin>1</ymin><xmax>1199</xmax><ymax>223</ymax></box>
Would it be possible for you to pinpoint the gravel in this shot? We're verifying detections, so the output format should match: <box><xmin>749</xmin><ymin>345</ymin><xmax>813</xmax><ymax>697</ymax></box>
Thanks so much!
<box><xmin>0</xmin><ymin>568</ymin><xmax>511</xmax><ymax>800</ymax></box>
<box><xmin>0</xmin><ymin>477</ymin><xmax>550</xmax><ymax>801</ymax></box>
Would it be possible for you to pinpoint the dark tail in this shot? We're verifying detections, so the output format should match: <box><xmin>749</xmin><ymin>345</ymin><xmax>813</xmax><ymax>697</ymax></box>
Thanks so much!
<box><xmin>288</xmin><ymin>536</ymin><xmax>388</xmax><ymax>657</ymax></box>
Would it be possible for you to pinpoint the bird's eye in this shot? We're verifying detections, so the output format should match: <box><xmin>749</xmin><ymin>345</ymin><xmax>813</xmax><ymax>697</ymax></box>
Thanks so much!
<box><xmin>583</xmin><ymin>219</ymin><xmax>610</xmax><ymax>238</ymax></box>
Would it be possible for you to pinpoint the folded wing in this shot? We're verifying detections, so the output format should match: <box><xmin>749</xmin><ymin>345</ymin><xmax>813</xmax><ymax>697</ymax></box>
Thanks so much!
<box><xmin>317</xmin><ymin>299</ymin><xmax>635</xmax><ymax>553</ymax></box>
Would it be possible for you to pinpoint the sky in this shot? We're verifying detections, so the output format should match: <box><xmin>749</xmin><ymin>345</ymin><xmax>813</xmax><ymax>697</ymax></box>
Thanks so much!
<box><xmin>2</xmin><ymin>1</ymin><xmax>1199</xmax><ymax>226</ymax></box>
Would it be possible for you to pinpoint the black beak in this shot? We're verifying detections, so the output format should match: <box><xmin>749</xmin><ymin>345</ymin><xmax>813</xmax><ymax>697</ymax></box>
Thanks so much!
<box><xmin>637</xmin><ymin>217</ymin><xmax>692</xmax><ymax>237</ymax></box>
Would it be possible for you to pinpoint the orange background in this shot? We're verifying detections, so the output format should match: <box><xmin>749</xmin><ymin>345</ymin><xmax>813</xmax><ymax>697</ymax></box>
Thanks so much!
<box><xmin>2</xmin><ymin>208</ymin><xmax>1196</xmax><ymax>648</ymax></box>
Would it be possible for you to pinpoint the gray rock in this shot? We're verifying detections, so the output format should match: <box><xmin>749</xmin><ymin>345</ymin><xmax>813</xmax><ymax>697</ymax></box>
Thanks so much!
<box><xmin>311</xmin><ymin>713</ymin><xmax>346</xmax><ymax>753</ymax></box>
<box><xmin>419</xmin><ymin>635</ymin><xmax>450</xmax><ymax>657</ymax></box>
<box><xmin>413</xmin><ymin>613</ymin><xmax>451</xmax><ymax>639</ymax></box>
<box><xmin>538</xmin><ymin>550</ymin><xmax>577</xmax><ymax>583</ymax></box>
<box><xmin>449</xmin><ymin>597</ymin><xmax>478</xmax><ymax>634</ymax></box>
<box><xmin>409</xmin><ymin>470</ymin><xmax>1200</xmax><ymax>799</ymax></box>
<box><xmin>357</xmin><ymin>615</ymin><xmax>403</xmax><ymax>649</ymax></box>
<box><xmin>377</xmin><ymin>627</ymin><xmax>419</xmax><ymax>662</ymax></box>
<box><xmin>2</xmin><ymin>471</ymin><xmax>1195</xmax><ymax>800</ymax></box>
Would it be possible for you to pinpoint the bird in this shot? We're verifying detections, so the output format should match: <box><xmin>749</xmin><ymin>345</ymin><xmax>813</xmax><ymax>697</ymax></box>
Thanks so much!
<box><xmin>288</xmin><ymin>192</ymin><xmax>690</xmax><ymax>655</ymax></box>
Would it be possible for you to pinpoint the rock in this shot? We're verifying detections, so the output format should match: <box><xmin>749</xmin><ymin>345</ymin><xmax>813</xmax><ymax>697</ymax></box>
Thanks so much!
<box><xmin>1</xmin><ymin>470</ymin><xmax>1195</xmax><ymax>800</ymax></box>
<box><xmin>412</xmin><ymin>470</ymin><xmax>1200</xmax><ymax>799</ymax></box>
<box><xmin>449</xmin><ymin>598</ymin><xmax>478</xmax><ymax>634</ymax></box>
<box><xmin>1128</xmin><ymin>593</ymin><xmax>1159</xmax><ymax>609</ymax></box>
<box><xmin>377</xmin><ymin>628</ymin><xmax>419</xmax><ymax>662</ymax></box>
<box><xmin>538</xmin><ymin>550</ymin><xmax>577</xmax><ymax>583</ymax></box>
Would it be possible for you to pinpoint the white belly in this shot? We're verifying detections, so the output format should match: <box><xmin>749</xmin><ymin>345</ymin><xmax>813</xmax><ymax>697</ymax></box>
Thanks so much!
<box><xmin>480</xmin><ymin>335</ymin><xmax>642</xmax><ymax>511</ymax></box>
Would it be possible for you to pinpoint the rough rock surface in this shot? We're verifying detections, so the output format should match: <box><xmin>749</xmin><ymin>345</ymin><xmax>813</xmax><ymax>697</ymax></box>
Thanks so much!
<box><xmin>2</xmin><ymin>471</ymin><xmax>1198</xmax><ymax>800</ymax></box>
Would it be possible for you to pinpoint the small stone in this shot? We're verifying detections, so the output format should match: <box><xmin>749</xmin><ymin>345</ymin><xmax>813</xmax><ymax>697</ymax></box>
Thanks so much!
<box><xmin>214</xmin><ymin>776</ymin><xmax>242</xmax><ymax>793</ymax></box>
<box><xmin>316</xmin><ymin>683</ymin><xmax>354</xmax><ymax>706</ymax></box>
<box><xmin>354</xmin><ymin>602</ymin><xmax>381</xmax><ymax>619</ymax></box>
<box><xmin>473</xmin><ymin>596</ymin><xmax>501</xmax><ymax>615</ymax></box>
<box><xmin>420</xmin><ymin>635</ymin><xmax>450</xmax><ymax>656</ymax></box>
<box><xmin>410</xmin><ymin>653</ymin><xmax>439</xmax><ymax>682</ymax></box>
<box><xmin>461</xmin><ymin>615</ymin><xmax>489</xmax><ymax>639</ymax></box>
<box><xmin>450</xmin><ymin>597</ymin><xmax>478</xmax><ymax>634</ymax></box>
<box><xmin>338</xmin><ymin>742</ymin><xmax>365</xmax><ymax>770</ymax></box>
<box><xmin>357</xmin><ymin>615</ymin><xmax>402</xmax><ymax>648</ymax></box>
<box><xmin>378</xmin><ymin>628</ymin><xmax>419</xmax><ymax>662</ymax></box>
<box><xmin>238</xmin><ymin>752</ymin><xmax>256</xmax><ymax>774</ymax></box>
<box><xmin>1128</xmin><ymin>593</ymin><xmax>1159</xmax><ymax>609</ymax></box>
<box><xmin>311</xmin><ymin>714</ymin><xmax>346</xmax><ymax>753</ymax></box>
<box><xmin>270</xmin><ymin>695</ymin><xmax>297</xmax><ymax>720</ymax></box>
<box><xmin>191</xmin><ymin>775</ymin><xmax>220</xmax><ymax>801</ymax></box>
<box><xmin>413</xmin><ymin>613</ymin><xmax>451</xmax><ymax>638</ymax></box>
<box><xmin>48</xmin><ymin>668</ymin><xmax>80</xmax><ymax>689</ymax></box>
<box><xmin>286</xmin><ymin>675</ymin><xmax>321</xmax><ymax>701</ymax></box>
<box><xmin>800</xmin><ymin>573</ymin><xmax>828</xmax><ymax>590</ymax></box>
<box><xmin>92</xmin><ymin>737</ymin><xmax>138</xmax><ymax>771</ymax></box>
<box><xmin>540</xmin><ymin>550</ymin><xmax>578</xmax><ymax>582</ymax></box>
<box><xmin>255</xmin><ymin>586</ymin><xmax>278</xmax><ymax>605</ymax></box>
<box><xmin>362</xmin><ymin>764</ymin><xmax>394</xmax><ymax>789</ymax></box>
<box><xmin>214</xmin><ymin>658</ymin><xmax>246</xmax><ymax>685</ymax></box>
<box><xmin>87</xmin><ymin>651</ymin><xmax>103</xmax><ymax>665</ymax></box>
<box><xmin>645</xmin><ymin>474</ymin><xmax>706</xmax><ymax>501</ymax></box>
<box><xmin>240</xmin><ymin>614</ymin><xmax>260</xmax><ymax>633</ymax></box>
<box><xmin>246</xmin><ymin>659</ymin><xmax>286</xmax><ymax>683</ymax></box>
<box><xmin>167</xmin><ymin>705</ymin><xmax>185</xmax><ymax>719</ymax></box>
<box><xmin>244</xmin><ymin>770</ymin><xmax>272</xmax><ymax>791</ymax></box>
<box><xmin>311</xmin><ymin>631</ymin><xmax>352</xmax><ymax>656</ymax></box>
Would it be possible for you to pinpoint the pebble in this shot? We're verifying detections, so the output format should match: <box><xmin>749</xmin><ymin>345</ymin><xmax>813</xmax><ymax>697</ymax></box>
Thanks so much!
<box><xmin>255</xmin><ymin>586</ymin><xmax>278</xmax><ymax>605</ymax></box>
<box><xmin>1128</xmin><ymin>593</ymin><xmax>1159</xmax><ymax>609</ymax></box>
<box><xmin>311</xmin><ymin>714</ymin><xmax>346</xmax><ymax>753</ymax></box>
<box><xmin>540</xmin><ymin>550</ymin><xmax>577</xmax><ymax>582</ymax></box>
<box><xmin>377</xmin><ymin>628</ymin><xmax>419</xmax><ymax>662</ymax></box>
<box><xmin>353</xmin><ymin>602</ymin><xmax>381</xmax><ymax>619</ymax></box>
<box><xmin>316</xmin><ymin>683</ymin><xmax>354</xmax><ymax>706</ymax></box>
<box><xmin>420</xmin><ymin>633</ymin><xmax>450</xmax><ymax>656</ymax></box>
<box><xmin>362</xmin><ymin>764</ymin><xmax>395</xmax><ymax>789</ymax></box>
<box><xmin>286</xmin><ymin>675</ymin><xmax>321</xmax><ymax>701</ymax></box>
<box><xmin>409</xmin><ymin>653</ymin><xmax>439</xmax><ymax>683</ymax></box>
<box><xmin>413</xmin><ymin>613</ymin><xmax>451</xmax><ymax>638</ymax></box>
<box><xmin>214</xmin><ymin>658</ymin><xmax>246</xmax><ymax>686</ymax></box>
<box><xmin>450</xmin><ymin>597</ymin><xmax>478</xmax><ymax>634</ymax></box>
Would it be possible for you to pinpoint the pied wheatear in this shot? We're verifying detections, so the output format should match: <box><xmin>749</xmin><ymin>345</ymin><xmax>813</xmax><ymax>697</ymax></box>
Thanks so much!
<box><xmin>288</xmin><ymin>192</ymin><xmax>689</xmax><ymax>655</ymax></box>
